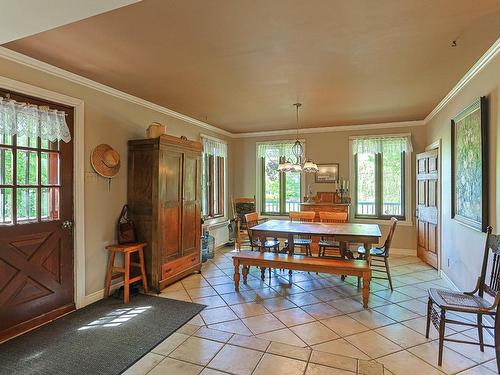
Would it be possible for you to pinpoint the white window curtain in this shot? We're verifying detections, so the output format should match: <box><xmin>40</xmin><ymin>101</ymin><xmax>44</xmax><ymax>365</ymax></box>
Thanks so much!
<box><xmin>257</xmin><ymin>140</ymin><xmax>304</xmax><ymax>161</ymax></box>
<box><xmin>351</xmin><ymin>135</ymin><xmax>412</xmax><ymax>155</ymax></box>
<box><xmin>202</xmin><ymin>136</ymin><xmax>227</xmax><ymax>157</ymax></box>
<box><xmin>0</xmin><ymin>97</ymin><xmax>71</xmax><ymax>143</ymax></box>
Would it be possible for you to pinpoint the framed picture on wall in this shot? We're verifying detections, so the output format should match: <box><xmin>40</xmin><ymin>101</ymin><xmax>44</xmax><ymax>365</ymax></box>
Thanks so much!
<box><xmin>315</xmin><ymin>163</ymin><xmax>339</xmax><ymax>183</ymax></box>
<box><xmin>451</xmin><ymin>96</ymin><xmax>489</xmax><ymax>232</ymax></box>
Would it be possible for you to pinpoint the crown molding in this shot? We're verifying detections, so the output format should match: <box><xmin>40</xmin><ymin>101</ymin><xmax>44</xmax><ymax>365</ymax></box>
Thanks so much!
<box><xmin>233</xmin><ymin>120</ymin><xmax>425</xmax><ymax>138</ymax></box>
<box><xmin>424</xmin><ymin>36</ymin><xmax>500</xmax><ymax>124</ymax></box>
<box><xmin>0</xmin><ymin>46</ymin><xmax>233</xmax><ymax>138</ymax></box>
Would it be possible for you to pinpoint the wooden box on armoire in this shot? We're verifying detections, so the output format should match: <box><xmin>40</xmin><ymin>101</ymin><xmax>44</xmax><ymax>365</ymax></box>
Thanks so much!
<box><xmin>128</xmin><ymin>134</ymin><xmax>202</xmax><ymax>293</ymax></box>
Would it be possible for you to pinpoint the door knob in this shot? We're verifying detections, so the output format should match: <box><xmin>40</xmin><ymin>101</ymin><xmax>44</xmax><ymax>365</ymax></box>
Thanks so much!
<box><xmin>62</xmin><ymin>220</ymin><xmax>74</xmax><ymax>230</ymax></box>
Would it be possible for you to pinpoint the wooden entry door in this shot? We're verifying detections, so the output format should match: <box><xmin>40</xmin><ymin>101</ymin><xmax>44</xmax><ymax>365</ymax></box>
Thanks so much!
<box><xmin>416</xmin><ymin>149</ymin><xmax>439</xmax><ymax>268</ymax></box>
<box><xmin>0</xmin><ymin>90</ymin><xmax>74</xmax><ymax>342</ymax></box>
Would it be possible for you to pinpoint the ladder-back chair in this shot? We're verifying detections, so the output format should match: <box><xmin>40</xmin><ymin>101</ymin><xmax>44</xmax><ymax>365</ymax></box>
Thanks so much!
<box><xmin>318</xmin><ymin>211</ymin><xmax>348</xmax><ymax>258</ymax></box>
<box><xmin>232</xmin><ymin>197</ymin><xmax>256</xmax><ymax>250</ymax></box>
<box><xmin>357</xmin><ymin>217</ymin><xmax>397</xmax><ymax>290</ymax></box>
<box><xmin>426</xmin><ymin>226</ymin><xmax>500</xmax><ymax>372</ymax></box>
<box><xmin>284</xmin><ymin>211</ymin><xmax>316</xmax><ymax>256</ymax></box>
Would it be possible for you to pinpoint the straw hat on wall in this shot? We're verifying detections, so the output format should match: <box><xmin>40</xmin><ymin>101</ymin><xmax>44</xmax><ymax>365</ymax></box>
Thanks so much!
<box><xmin>91</xmin><ymin>144</ymin><xmax>121</xmax><ymax>178</ymax></box>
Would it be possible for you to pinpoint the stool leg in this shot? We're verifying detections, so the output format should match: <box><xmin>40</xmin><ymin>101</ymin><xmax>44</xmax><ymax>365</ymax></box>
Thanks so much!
<box><xmin>124</xmin><ymin>252</ymin><xmax>131</xmax><ymax>303</ymax></box>
<box><xmin>104</xmin><ymin>251</ymin><xmax>116</xmax><ymax>298</ymax></box>
<box><xmin>139</xmin><ymin>248</ymin><xmax>149</xmax><ymax>293</ymax></box>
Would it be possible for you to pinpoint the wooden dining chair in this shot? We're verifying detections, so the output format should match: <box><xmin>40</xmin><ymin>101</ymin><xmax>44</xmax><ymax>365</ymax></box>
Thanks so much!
<box><xmin>357</xmin><ymin>217</ymin><xmax>398</xmax><ymax>290</ymax></box>
<box><xmin>426</xmin><ymin>226</ymin><xmax>500</xmax><ymax>372</ymax></box>
<box><xmin>284</xmin><ymin>211</ymin><xmax>316</xmax><ymax>256</ymax></box>
<box><xmin>244</xmin><ymin>212</ymin><xmax>280</xmax><ymax>252</ymax></box>
<box><xmin>318</xmin><ymin>211</ymin><xmax>348</xmax><ymax>258</ymax></box>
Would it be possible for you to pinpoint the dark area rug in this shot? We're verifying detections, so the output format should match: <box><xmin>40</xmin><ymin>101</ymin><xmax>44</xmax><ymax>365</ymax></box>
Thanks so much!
<box><xmin>0</xmin><ymin>294</ymin><xmax>205</xmax><ymax>375</ymax></box>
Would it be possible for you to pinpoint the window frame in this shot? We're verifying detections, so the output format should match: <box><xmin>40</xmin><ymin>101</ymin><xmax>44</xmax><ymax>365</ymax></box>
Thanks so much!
<box><xmin>349</xmin><ymin>134</ymin><xmax>412</xmax><ymax>225</ymax></box>
<box><xmin>201</xmin><ymin>135</ymin><xmax>227</xmax><ymax>221</ymax></box>
<box><xmin>256</xmin><ymin>140</ymin><xmax>304</xmax><ymax>216</ymax></box>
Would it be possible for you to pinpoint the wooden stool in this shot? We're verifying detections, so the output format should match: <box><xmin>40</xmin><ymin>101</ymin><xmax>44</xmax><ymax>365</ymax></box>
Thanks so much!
<box><xmin>104</xmin><ymin>242</ymin><xmax>149</xmax><ymax>303</ymax></box>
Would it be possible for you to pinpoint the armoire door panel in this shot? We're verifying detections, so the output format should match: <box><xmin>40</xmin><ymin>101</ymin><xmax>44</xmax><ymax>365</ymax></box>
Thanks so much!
<box><xmin>182</xmin><ymin>154</ymin><xmax>200</xmax><ymax>256</ymax></box>
<box><xmin>160</xmin><ymin>151</ymin><xmax>182</xmax><ymax>260</ymax></box>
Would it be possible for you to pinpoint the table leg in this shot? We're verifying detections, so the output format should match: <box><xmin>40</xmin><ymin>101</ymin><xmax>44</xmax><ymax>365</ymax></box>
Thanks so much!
<box><xmin>242</xmin><ymin>265</ymin><xmax>249</xmax><ymax>284</ymax></box>
<box><xmin>363</xmin><ymin>243</ymin><xmax>372</xmax><ymax>265</ymax></box>
<box><xmin>234</xmin><ymin>259</ymin><xmax>241</xmax><ymax>292</ymax></box>
<box><xmin>362</xmin><ymin>271</ymin><xmax>371</xmax><ymax>308</ymax></box>
<box><xmin>287</xmin><ymin>233</ymin><xmax>294</xmax><ymax>255</ymax></box>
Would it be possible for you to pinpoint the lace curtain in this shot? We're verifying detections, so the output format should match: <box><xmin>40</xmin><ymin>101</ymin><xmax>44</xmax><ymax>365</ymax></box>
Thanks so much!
<box><xmin>0</xmin><ymin>97</ymin><xmax>71</xmax><ymax>143</ymax></box>
<box><xmin>202</xmin><ymin>136</ymin><xmax>227</xmax><ymax>158</ymax></box>
<box><xmin>257</xmin><ymin>141</ymin><xmax>304</xmax><ymax>161</ymax></box>
<box><xmin>351</xmin><ymin>136</ymin><xmax>412</xmax><ymax>155</ymax></box>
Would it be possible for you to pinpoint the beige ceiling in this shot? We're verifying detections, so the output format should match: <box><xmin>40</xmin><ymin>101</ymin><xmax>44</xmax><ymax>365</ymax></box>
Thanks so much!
<box><xmin>4</xmin><ymin>0</ymin><xmax>500</xmax><ymax>133</ymax></box>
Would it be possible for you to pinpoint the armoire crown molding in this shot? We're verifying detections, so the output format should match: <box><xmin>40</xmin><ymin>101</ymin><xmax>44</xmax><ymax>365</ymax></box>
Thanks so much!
<box><xmin>1</xmin><ymin>36</ymin><xmax>499</xmax><ymax>139</ymax></box>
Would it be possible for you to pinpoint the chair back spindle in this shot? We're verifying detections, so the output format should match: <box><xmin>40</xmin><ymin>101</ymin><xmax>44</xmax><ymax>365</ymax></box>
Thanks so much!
<box><xmin>289</xmin><ymin>211</ymin><xmax>315</xmax><ymax>222</ymax></box>
<box><xmin>380</xmin><ymin>217</ymin><xmax>398</xmax><ymax>257</ymax></box>
<box><xmin>481</xmin><ymin>227</ymin><xmax>500</xmax><ymax>297</ymax></box>
<box><xmin>244</xmin><ymin>212</ymin><xmax>259</xmax><ymax>243</ymax></box>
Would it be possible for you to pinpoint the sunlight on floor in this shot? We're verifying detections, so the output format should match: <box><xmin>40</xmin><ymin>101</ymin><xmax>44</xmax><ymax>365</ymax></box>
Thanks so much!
<box><xmin>78</xmin><ymin>306</ymin><xmax>152</xmax><ymax>330</ymax></box>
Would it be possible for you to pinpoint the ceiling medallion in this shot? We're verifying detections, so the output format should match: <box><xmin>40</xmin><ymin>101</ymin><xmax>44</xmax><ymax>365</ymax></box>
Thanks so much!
<box><xmin>278</xmin><ymin>103</ymin><xmax>318</xmax><ymax>173</ymax></box>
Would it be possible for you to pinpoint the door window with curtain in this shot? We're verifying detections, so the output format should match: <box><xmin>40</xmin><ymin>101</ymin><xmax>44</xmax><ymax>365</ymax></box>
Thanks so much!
<box><xmin>201</xmin><ymin>136</ymin><xmax>227</xmax><ymax>219</ymax></box>
<box><xmin>352</xmin><ymin>136</ymin><xmax>411</xmax><ymax>220</ymax></box>
<box><xmin>257</xmin><ymin>141</ymin><xmax>302</xmax><ymax>215</ymax></box>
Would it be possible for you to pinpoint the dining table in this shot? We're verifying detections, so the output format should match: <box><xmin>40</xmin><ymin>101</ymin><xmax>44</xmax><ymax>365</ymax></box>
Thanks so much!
<box><xmin>249</xmin><ymin>219</ymin><xmax>382</xmax><ymax>263</ymax></box>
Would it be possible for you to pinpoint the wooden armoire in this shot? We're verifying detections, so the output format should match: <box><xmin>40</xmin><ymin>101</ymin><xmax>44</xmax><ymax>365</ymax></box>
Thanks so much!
<box><xmin>128</xmin><ymin>135</ymin><xmax>202</xmax><ymax>293</ymax></box>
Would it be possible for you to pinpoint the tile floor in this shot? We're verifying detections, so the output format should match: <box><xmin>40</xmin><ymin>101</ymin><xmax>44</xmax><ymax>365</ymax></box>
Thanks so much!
<box><xmin>124</xmin><ymin>247</ymin><xmax>499</xmax><ymax>375</ymax></box>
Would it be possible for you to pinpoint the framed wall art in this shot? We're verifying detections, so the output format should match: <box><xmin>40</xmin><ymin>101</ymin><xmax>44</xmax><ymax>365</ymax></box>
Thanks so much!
<box><xmin>451</xmin><ymin>96</ymin><xmax>489</xmax><ymax>232</ymax></box>
<box><xmin>315</xmin><ymin>163</ymin><xmax>339</xmax><ymax>183</ymax></box>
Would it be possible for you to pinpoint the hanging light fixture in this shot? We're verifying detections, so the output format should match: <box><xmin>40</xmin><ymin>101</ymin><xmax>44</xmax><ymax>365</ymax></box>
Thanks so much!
<box><xmin>277</xmin><ymin>102</ymin><xmax>319</xmax><ymax>173</ymax></box>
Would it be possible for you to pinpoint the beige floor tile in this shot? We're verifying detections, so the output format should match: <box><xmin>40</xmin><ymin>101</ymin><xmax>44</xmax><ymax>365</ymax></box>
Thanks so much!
<box><xmin>194</xmin><ymin>326</ymin><xmax>233</xmax><ymax>342</ymax></box>
<box><xmin>186</xmin><ymin>286</ymin><xmax>218</xmax><ymax>299</ymax></box>
<box><xmin>374</xmin><ymin>304</ymin><xmax>419</xmax><ymax>322</ymax></box>
<box><xmin>401</xmin><ymin>316</ymin><xmax>455</xmax><ymax>339</ymax></box>
<box><xmin>200</xmin><ymin>306</ymin><xmax>238</xmax><ymax>325</ymax></box>
<box><xmin>267</xmin><ymin>341</ymin><xmax>311</xmax><ymax>361</ymax></box>
<box><xmin>330</xmin><ymin>298</ymin><xmax>365</xmax><ymax>314</ymax></box>
<box><xmin>378</xmin><ymin>350</ymin><xmax>446</xmax><ymax>375</ymax></box>
<box><xmin>192</xmin><ymin>295</ymin><xmax>227</xmax><ymax>309</ymax></box>
<box><xmin>181</xmin><ymin>275</ymin><xmax>210</xmax><ymax>289</ymax></box>
<box><xmin>456</xmin><ymin>364</ymin><xmax>498</xmax><ymax>375</ymax></box>
<box><xmin>260</xmin><ymin>297</ymin><xmax>297</xmax><ymax>312</ymax></box>
<box><xmin>349</xmin><ymin>310</ymin><xmax>396</xmax><ymax>329</ymax></box>
<box><xmin>148</xmin><ymin>357</ymin><xmax>203</xmax><ymax>375</ymax></box>
<box><xmin>242</xmin><ymin>313</ymin><xmax>286</xmax><ymax>334</ymax></box>
<box><xmin>302</xmin><ymin>302</ymin><xmax>343</xmax><ymax>320</ymax></box>
<box><xmin>358</xmin><ymin>359</ymin><xmax>385</xmax><ymax>375</ymax></box>
<box><xmin>253</xmin><ymin>353</ymin><xmax>307</xmax><ymax>375</ymax></box>
<box><xmin>176</xmin><ymin>324</ymin><xmax>200</xmax><ymax>335</ymax></box>
<box><xmin>373</xmin><ymin>290</ymin><xmax>413</xmax><ymax>303</ymax></box>
<box><xmin>344</xmin><ymin>330</ymin><xmax>402</xmax><ymax>358</ymax></box>
<box><xmin>396</xmin><ymin>299</ymin><xmax>427</xmax><ymax>315</ymax></box>
<box><xmin>309</xmin><ymin>350</ymin><xmax>357</xmax><ymax>372</ymax></box>
<box><xmin>122</xmin><ymin>352</ymin><xmax>164</xmax><ymax>375</ymax></box>
<box><xmin>169</xmin><ymin>336</ymin><xmax>224</xmax><ymax>365</ymax></box>
<box><xmin>208</xmin><ymin>319</ymin><xmax>254</xmax><ymax>336</ymax></box>
<box><xmin>274</xmin><ymin>307</ymin><xmax>316</xmax><ymax>326</ymax></box>
<box><xmin>230</xmin><ymin>302</ymin><xmax>269</xmax><ymax>318</ymax></box>
<box><xmin>394</xmin><ymin>285</ymin><xmax>428</xmax><ymax>299</ymax></box>
<box><xmin>375</xmin><ymin>323</ymin><xmax>429</xmax><ymax>348</ymax></box>
<box><xmin>312</xmin><ymin>338</ymin><xmax>370</xmax><ymax>360</ymax></box>
<box><xmin>257</xmin><ymin>327</ymin><xmax>307</xmax><ymax>347</ymax></box>
<box><xmin>188</xmin><ymin>314</ymin><xmax>205</xmax><ymax>326</ymax></box>
<box><xmin>482</xmin><ymin>359</ymin><xmax>500</xmax><ymax>373</ymax></box>
<box><xmin>162</xmin><ymin>282</ymin><xmax>185</xmax><ymax>292</ymax></box>
<box><xmin>408</xmin><ymin>340</ymin><xmax>477</xmax><ymax>374</ymax></box>
<box><xmin>228</xmin><ymin>334</ymin><xmax>270</xmax><ymax>351</ymax></box>
<box><xmin>305</xmin><ymin>362</ymin><xmax>356</xmax><ymax>375</ymax></box>
<box><xmin>321</xmin><ymin>315</ymin><xmax>370</xmax><ymax>337</ymax></box>
<box><xmin>444</xmin><ymin>333</ymin><xmax>496</xmax><ymax>363</ymax></box>
<box><xmin>152</xmin><ymin>332</ymin><xmax>190</xmax><ymax>355</ymax></box>
<box><xmin>200</xmin><ymin>369</ymin><xmax>228</xmax><ymax>375</ymax></box>
<box><xmin>291</xmin><ymin>321</ymin><xmax>340</xmax><ymax>346</ymax></box>
<box><xmin>159</xmin><ymin>290</ymin><xmax>192</xmax><ymax>301</ymax></box>
<box><xmin>287</xmin><ymin>292</ymin><xmax>322</xmax><ymax>306</ymax></box>
<box><xmin>208</xmin><ymin>344</ymin><xmax>263</xmax><ymax>375</ymax></box>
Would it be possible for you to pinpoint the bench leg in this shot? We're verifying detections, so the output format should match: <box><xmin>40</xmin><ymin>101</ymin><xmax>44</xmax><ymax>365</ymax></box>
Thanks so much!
<box><xmin>124</xmin><ymin>252</ymin><xmax>131</xmax><ymax>303</ymax></box>
<box><xmin>104</xmin><ymin>250</ymin><xmax>116</xmax><ymax>299</ymax></box>
<box><xmin>362</xmin><ymin>271</ymin><xmax>370</xmax><ymax>308</ymax></box>
<box><xmin>234</xmin><ymin>260</ymin><xmax>241</xmax><ymax>292</ymax></box>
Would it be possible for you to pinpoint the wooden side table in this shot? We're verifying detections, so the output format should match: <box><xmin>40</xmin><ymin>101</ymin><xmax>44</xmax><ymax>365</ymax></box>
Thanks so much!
<box><xmin>104</xmin><ymin>242</ymin><xmax>149</xmax><ymax>303</ymax></box>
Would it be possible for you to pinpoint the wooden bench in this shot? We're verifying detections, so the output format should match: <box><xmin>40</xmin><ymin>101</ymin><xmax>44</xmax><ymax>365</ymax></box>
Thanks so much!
<box><xmin>233</xmin><ymin>251</ymin><xmax>372</xmax><ymax>307</ymax></box>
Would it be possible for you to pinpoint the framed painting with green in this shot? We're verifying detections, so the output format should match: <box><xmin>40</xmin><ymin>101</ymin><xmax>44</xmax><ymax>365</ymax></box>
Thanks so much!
<box><xmin>451</xmin><ymin>96</ymin><xmax>489</xmax><ymax>232</ymax></box>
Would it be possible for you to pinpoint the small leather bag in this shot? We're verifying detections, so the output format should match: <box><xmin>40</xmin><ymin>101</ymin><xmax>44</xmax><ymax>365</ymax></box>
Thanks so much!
<box><xmin>117</xmin><ymin>205</ymin><xmax>136</xmax><ymax>244</ymax></box>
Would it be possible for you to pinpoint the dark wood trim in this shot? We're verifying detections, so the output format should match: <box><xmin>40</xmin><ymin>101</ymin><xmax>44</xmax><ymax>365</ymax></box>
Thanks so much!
<box><xmin>0</xmin><ymin>303</ymin><xmax>75</xmax><ymax>343</ymax></box>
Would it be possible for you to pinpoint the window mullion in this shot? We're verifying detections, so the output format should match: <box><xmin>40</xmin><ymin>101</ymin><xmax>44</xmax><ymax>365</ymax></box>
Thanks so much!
<box><xmin>376</xmin><ymin>152</ymin><xmax>383</xmax><ymax>218</ymax></box>
<box><xmin>280</xmin><ymin>156</ymin><xmax>286</xmax><ymax>215</ymax></box>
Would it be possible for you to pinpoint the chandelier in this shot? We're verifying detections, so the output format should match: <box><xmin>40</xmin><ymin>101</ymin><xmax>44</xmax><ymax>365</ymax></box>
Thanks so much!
<box><xmin>278</xmin><ymin>103</ymin><xmax>318</xmax><ymax>173</ymax></box>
